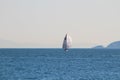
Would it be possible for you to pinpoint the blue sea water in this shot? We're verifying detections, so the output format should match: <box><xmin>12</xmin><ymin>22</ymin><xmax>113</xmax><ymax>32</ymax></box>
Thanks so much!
<box><xmin>0</xmin><ymin>49</ymin><xmax>120</xmax><ymax>80</ymax></box>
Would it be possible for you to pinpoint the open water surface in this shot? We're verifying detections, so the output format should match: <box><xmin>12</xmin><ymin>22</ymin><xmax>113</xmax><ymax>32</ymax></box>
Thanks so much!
<box><xmin>0</xmin><ymin>49</ymin><xmax>120</xmax><ymax>80</ymax></box>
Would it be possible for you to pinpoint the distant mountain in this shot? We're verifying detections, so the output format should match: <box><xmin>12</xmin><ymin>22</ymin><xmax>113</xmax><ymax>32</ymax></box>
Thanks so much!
<box><xmin>93</xmin><ymin>45</ymin><xmax>104</xmax><ymax>49</ymax></box>
<box><xmin>106</xmin><ymin>41</ymin><xmax>120</xmax><ymax>49</ymax></box>
<box><xmin>92</xmin><ymin>41</ymin><xmax>120</xmax><ymax>49</ymax></box>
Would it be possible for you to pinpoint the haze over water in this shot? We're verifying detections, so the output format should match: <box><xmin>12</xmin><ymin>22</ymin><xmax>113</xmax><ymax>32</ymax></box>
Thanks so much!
<box><xmin>0</xmin><ymin>0</ymin><xmax>120</xmax><ymax>48</ymax></box>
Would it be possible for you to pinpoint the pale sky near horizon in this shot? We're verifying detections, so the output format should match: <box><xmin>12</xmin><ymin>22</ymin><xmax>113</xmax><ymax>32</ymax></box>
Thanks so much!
<box><xmin>0</xmin><ymin>0</ymin><xmax>120</xmax><ymax>48</ymax></box>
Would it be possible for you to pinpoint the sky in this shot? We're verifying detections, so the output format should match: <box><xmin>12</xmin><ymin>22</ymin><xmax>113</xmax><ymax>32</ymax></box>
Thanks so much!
<box><xmin>0</xmin><ymin>0</ymin><xmax>120</xmax><ymax>48</ymax></box>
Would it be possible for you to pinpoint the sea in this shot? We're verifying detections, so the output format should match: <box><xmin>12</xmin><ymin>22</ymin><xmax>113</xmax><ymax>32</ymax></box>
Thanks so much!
<box><xmin>0</xmin><ymin>48</ymin><xmax>120</xmax><ymax>80</ymax></box>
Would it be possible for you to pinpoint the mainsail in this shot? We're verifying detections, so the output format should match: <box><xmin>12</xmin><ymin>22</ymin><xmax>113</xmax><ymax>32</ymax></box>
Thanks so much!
<box><xmin>62</xmin><ymin>34</ymin><xmax>72</xmax><ymax>51</ymax></box>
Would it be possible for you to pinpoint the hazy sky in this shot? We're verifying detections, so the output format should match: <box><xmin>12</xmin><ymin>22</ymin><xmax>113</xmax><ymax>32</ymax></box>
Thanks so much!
<box><xmin>0</xmin><ymin>0</ymin><xmax>120</xmax><ymax>48</ymax></box>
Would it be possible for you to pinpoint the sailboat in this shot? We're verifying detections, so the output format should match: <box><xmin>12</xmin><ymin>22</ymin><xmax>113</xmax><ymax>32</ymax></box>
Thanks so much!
<box><xmin>62</xmin><ymin>34</ymin><xmax>72</xmax><ymax>51</ymax></box>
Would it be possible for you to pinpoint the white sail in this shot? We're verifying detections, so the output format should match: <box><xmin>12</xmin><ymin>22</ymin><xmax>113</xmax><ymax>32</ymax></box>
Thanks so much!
<box><xmin>62</xmin><ymin>34</ymin><xmax>72</xmax><ymax>51</ymax></box>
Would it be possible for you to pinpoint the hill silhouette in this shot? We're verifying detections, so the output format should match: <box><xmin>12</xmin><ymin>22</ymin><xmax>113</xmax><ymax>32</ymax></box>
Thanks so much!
<box><xmin>107</xmin><ymin>41</ymin><xmax>120</xmax><ymax>49</ymax></box>
<box><xmin>93</xmin><ymin>41</ymin><xmax>120</xmax><ymax>49</ymax></box>
<box><xmin>93</xmin><ymin>45</ymin><xmax>104</xmax><ymax>49</ymax></box>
